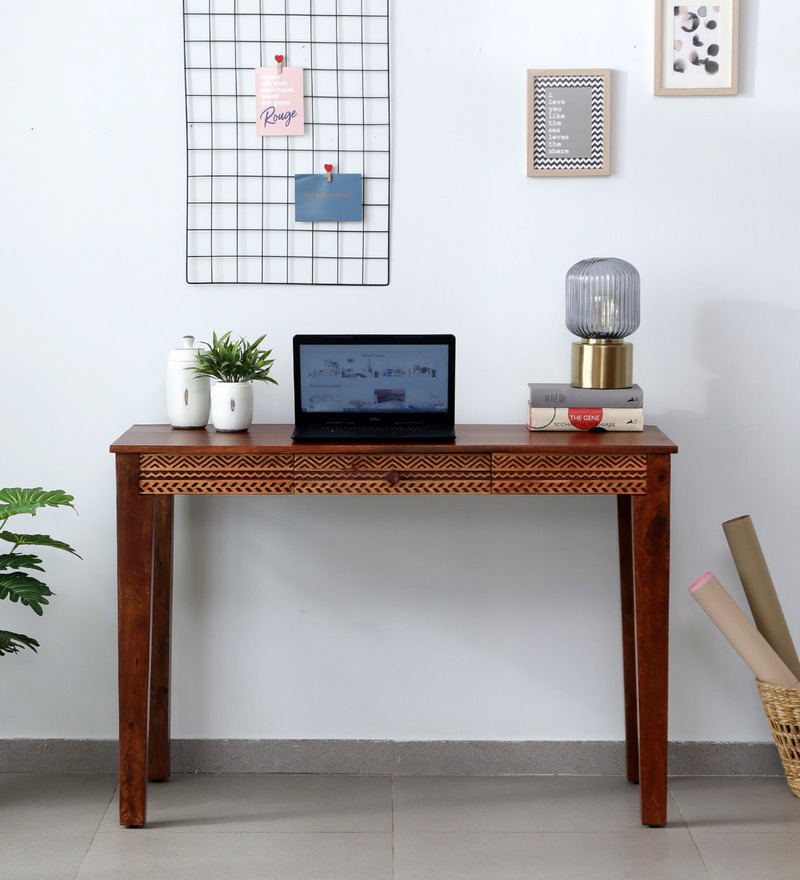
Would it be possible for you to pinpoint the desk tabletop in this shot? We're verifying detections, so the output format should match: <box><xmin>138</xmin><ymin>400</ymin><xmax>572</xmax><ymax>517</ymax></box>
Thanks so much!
<box><xmin>111</xmin><ymin>424</ymin><xmax>677</xmax><ymax>455</ymax></box>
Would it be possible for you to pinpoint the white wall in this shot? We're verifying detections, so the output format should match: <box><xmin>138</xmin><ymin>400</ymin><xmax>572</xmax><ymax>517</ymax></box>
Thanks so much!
<box><xmin>3</xmin><ymin>0</ymin><xmax>798</xmax><ymax>745</ymax></box>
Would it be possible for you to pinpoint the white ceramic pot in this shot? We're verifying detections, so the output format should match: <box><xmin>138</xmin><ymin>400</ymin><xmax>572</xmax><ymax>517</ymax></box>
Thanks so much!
<box><xmin>210</xmin><ymin>381</ymin><xmax>254</xmax><ymax>432</ymax></box>
<box><xmin>166</xmin><ymin>336</ymin><xmax>210</xmax><ymax>428</ymax></box>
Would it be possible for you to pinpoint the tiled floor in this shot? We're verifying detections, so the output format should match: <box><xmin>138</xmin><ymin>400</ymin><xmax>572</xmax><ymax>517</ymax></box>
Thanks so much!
<box><xmin>1</xmin><ymin>774</ymin><xmax>799</xmax><ymax>879</ymax></box>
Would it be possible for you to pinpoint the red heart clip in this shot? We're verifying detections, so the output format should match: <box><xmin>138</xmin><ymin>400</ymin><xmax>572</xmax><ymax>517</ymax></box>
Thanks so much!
<box><xmin>275</xmin><ymin>55</ymin><xmax>284</xmax><ymax>63</ymax></box>
<box><xmin>324</xmin><ymin>164</ymin><xmax>333</xmax><ymax>172</ymax></box>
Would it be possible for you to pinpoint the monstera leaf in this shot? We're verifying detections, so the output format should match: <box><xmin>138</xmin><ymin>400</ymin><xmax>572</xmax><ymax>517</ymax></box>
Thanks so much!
<box><xmin>0</xmin><ymin>552</ymin><xmax>44</xmax><ymax>572</ymax></box>
<box><xmin>0</xmin><ymin>631</ymin><xmax>40</xmax><ymax>656</ymax></box>
<box><xmin>0</xmin><ymin>571</ymin><xmax>53</xmax><ymax>615</ymax></box>
<box><xmin>0</xmin><ymin>532</ymin><xmax>79</xmax><ymax>555</ymax></box>
<box><xmin>0</xmin><ymin>488</ymin><xmax>75</xmax><ymax>522</ymax></box>
<box><xmin>0</xmin><ymin>488</ymin><xmax>78</xmax><ymax>656</ymax></box>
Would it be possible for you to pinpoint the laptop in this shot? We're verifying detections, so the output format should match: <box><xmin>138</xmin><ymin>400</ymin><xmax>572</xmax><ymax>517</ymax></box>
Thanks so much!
<box><xmin>292</xmin><ymin>334</ymin><xmax>456</xmax><ymax>441</ymax></box>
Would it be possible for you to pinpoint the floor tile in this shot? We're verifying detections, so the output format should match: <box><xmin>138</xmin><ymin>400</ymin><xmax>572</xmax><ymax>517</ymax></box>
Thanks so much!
<box><xmin>393</xmin><ymin>775</ymin><xmax>681</xmax><ymax>832</ymax></box>
<box><xmin>77</xmin><ymin>830</ymin><xmax>392</xmax><ymax>880</ymax></box>
<box><xmin>691</xmin><ymin>831</ymin><xmax>800</xmax><ymax>880</ymax></box>
<box><xmin>393</xmin><ymin>830</ymin><xmax>711</xmax><ymax>880</ymax></box>
<box><xmin>6</xmin><ymin>772</ymin><xmax>800</xmax><ymax>880</ymax></box>
<box><xmin>669</xmin><ymin>776</ymin><xmax>800</xmax><ymax>831</ymax></box>
<box><xmin>0</xmin><ymin>832</ymin><xmax>94</xmax><ymax>880</ymax></box>
<box><xmin>0</xmin><ymin>774</ymin><xmax>116</xmax><ymax>833</ymax></box>
<box><xmin>98</xmin><ymin>773</ymin><xmax>393</xmax><ymax>832</ymax></box>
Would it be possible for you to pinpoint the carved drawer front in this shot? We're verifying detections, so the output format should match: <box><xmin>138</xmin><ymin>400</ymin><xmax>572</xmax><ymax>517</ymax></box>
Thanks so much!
<box><xmin>138</xmin><ymin>453</ymin><xmax>294</xmax><ymax>494</ymax></box>
<box><xmin>294</xmin><ymin>453</ymin><xmax>491</xmax><ymax>495</ymax></box>
<box><xmin>492</xmin><ymin>453</ymin><xmax>647</xmax><ymax>495</ymax></box>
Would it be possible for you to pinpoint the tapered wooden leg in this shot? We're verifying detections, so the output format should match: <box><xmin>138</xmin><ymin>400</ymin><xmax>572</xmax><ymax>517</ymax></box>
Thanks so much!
<box><xmin>632</xmin><ymin>454</ymin><xmax>671</xmax><ymax>826</ymax></box>
<box><xmin>617</xmin><ymin>494</ymin><xmax>639</xmax><ymax>784</ymax></box>
<box><xmin>116</xmin><ymin>454</ymin><xmax>154</xmax><ymax>827</ymax></box>
<box><xmin>148</xmin><ymin>495</ymin><xmax>174</xmax><ymax>782</ymax></box>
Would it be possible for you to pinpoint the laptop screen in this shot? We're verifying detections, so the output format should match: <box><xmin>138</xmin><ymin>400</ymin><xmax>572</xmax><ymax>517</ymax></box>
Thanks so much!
<box><xmin>293</xmin><ymin>334</ymin><xmax>456</xmax><ymax>425</ymax></box>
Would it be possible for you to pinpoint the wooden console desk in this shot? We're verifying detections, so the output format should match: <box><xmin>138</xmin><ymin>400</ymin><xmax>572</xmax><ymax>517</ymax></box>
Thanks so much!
<box><xmin>111</xmin><ymin>424</ymin><xmax>677</xmax><ymax>827</ymax></box>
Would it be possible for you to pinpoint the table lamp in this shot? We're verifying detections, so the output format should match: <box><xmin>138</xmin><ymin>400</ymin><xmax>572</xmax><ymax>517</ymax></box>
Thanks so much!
<box><xmin>566</xmin><ymin>257</ymin><xmax>640</xmax><ymax>389</ymax></box>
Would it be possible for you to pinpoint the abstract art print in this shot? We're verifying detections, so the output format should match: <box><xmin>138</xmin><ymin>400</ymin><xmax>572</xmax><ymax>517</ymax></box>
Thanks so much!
<box><xmin>655</xmin><ymin>1</ymin><xmax>739</xmax><ymax>94</ymax></box>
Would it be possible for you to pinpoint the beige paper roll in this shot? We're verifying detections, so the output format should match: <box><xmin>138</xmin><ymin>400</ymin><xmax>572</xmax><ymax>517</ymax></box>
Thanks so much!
<box><xmin>723</xmin><ymin>515</ymin><xmax>800</xmax><ymax>682</ymax></box>
<box><xmin>689</xmin><ymin>572</ymin><xmax>800</xmax><ymax>689</ymax></box>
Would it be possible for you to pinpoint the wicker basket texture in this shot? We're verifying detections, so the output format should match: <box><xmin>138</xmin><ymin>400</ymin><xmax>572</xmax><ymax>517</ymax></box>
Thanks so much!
<box><xmin>757</xmin><ymin>678</ymin><xmax>800</xmax><ymax>797</ymax></box>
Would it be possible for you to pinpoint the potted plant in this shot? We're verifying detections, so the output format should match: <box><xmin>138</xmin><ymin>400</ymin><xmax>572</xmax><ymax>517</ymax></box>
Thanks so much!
<box><xmin>192</xmin><ymin>331</ymin><xmax>278</xmax><ymax>431</ymax></box>
<box><xmin>0</xmin><ymin>488</ymin><xmax>79</xmax><ymax>656</ymax></box>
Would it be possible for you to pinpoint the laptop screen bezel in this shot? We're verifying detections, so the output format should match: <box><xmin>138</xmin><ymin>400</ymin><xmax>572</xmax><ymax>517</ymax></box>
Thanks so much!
<box><xmin>292</xmin><ymin>334</ymin><xmax>456</xmax><ymax>427</ymax></box>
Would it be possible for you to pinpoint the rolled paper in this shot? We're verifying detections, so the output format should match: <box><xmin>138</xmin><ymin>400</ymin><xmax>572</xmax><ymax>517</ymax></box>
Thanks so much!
<box><xmin>723</xmin><ymin>515</ymin><xmax>800</xmax><ymax>682</ymax></box>
<box><xmin>689</xmin><ymin>572</ymin><xmax>800</xmax><ymax>689</ymax></box>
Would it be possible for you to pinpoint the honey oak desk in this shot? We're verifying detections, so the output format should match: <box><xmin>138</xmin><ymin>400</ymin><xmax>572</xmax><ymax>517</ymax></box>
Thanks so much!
<box><xmin>111</xmin><ymin>424</ymin><xmax>677</xmax><ymax>827</ymax></box>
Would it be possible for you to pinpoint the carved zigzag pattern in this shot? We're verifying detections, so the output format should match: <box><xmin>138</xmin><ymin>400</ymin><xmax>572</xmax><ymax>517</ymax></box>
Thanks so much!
<box><xmin>493</xmin><ymin>478</ymin><xmax>643</xmax><ymax>495</ymax></box>
<box><xmin>294</xmin><ymin>453</ymin><xmax>489</xmax><ymax>473</ymax></box>
<box><xmin>493</xmin><ymin>453</ymin><xmax>646</xmax><ymax>472</ymax></box>
<box><xmin>533</xmin><ymin>75</ymin><xmax>605</xmax><ymax>171</ymax></box>
<box><xmin>139</xmin><ymin>453</ymin><xmax>293</xmax><ymax>494</ymax></box>
<box><xmin>140</xmin><ymin>453</ymin><xmax>292</xmax><ymax>472</ymax></box>
<box><xmin>492</xmin><ymin>453</ymin><xmax>647</xmax><ymax>495</ymax></box>
<box><xmin>296</xmin><ymin>454</ymin><xmax>491</xmax><ymax>495</ymax></box>
<box><xmin>140</xmin><ymin>477</ymin><xmax>294</xmax><ymax>494</ymax></box>
<box><xmin>136</xmin><ymin>452</ymin><xmax>646</xmax><ymax>496</ymax></box>
<box><xmin>296</xmin><ymin>478</ymin><xmax>491</xmax><ymax>495</ymax></box>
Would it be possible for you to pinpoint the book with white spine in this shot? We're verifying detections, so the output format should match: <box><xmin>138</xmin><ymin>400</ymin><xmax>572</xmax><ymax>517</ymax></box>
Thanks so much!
<box><xmin>527</xmin><ymin>405</ymin><xmax>644</xmax><ymax>432</ymax></box>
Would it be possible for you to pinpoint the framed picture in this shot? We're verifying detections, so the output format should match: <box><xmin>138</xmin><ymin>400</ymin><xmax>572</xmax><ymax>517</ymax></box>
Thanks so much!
<box><xmin>527</xmin><ymin>69</ymin><xmax>610</xmax><ymax>177</ymax></box>
<box><xmin>655</xmin><ymin>2</ymin><xmax>739</xmax><ymax>95</ymax></box>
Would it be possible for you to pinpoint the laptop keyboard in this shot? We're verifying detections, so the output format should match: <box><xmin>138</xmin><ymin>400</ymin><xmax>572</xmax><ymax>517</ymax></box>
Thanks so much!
<box><xmin>320</xmin><ymin>423</ymin><xmax>447</xmax><ymax>436</ymax></box>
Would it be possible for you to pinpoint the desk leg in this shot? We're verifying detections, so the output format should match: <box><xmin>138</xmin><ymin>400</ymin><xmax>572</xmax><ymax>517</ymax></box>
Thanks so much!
<box><xmin>617</xmin><ymin>495</ymin><xmax>639</xmax><ymax>784</ymax></box>
<box><xmin>148</xmin><ymin>495</ymin><xmax>174</xmax><ymax>782</ymax></box>
<box><xmin>632</xmin><ymin>454</ymin><xmax>671</xmax><ymax>827</ymax></box>
<box><xmin>116</xmin><ymin>454</ymin><xmax>154</xmax><ymax>827</ymax></box>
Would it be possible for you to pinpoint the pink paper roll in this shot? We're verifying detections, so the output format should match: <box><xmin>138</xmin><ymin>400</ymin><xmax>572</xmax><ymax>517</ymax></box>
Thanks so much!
<box><xmin>689</xmin><ymin>572</ymin><xmax>800</xmax><ymax>689</ymax></box>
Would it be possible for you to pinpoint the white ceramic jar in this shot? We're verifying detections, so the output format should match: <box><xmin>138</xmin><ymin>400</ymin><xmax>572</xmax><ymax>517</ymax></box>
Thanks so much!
<box><xmin>210</xmin><ymin>381</ymin><xmax>254</xmax><ymax>432</ymax></box>
<box><xmin>166</xmin><ymin>336</ymin><xmax>210</xmax><ymax>428</ymax></box>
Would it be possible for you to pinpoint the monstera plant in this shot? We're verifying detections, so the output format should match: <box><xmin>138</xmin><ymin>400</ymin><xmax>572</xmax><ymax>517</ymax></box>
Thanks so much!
<box><xmin>0</xmin><ymin>488</ymin><xmax>79</xmax><ymax>656</ymax></box>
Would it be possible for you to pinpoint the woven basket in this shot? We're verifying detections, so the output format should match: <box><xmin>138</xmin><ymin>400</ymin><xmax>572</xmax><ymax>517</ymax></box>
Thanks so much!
<box><xmin>756</xmin><ymin>678</ymin><xmax>800</xmax><ymax>797</ymax></box>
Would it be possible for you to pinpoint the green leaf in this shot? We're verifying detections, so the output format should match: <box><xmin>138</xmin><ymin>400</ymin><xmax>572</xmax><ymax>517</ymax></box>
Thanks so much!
<box><xmin>0</xmin><ymin>532</ymin><xmax>80</xmax><ymax>556</ymax></box>
<box><xmin>0</xmin><ymin>488</ymin><xmax>75</xmax><ymax>522</ymax></box>
<box><xmin>0</xmin><ymin>488</ymin><xmax>78</xmax><ymax>656</ymax></box>
<box><xmin>192</xmin><ymin>331</ymin><xmax>278</xmax><ymax>385</ymax></box>
<box><xmin>0</xmin><ymin>571</ymin><xmax>53</xmax><ymax>615</ymax></box>
<box><xmin>0</xmin><ymin>552</ymin><xmax>44</xmax><ymax>572</ymax></box>
<box><xmin>0</xmin><ymin>630</ymin><xmax>40</xmax><ymax>656</ymax></box>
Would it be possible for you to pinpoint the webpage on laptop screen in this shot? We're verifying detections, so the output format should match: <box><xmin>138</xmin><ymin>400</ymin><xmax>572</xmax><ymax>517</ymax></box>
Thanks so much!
<box><xmin>299</xmin><ymin>344</ymin><xmax>450</xmax><ymax>413</ymax></box>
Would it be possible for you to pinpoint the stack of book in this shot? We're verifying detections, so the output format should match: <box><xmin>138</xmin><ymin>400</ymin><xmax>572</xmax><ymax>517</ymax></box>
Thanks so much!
<box><xmin>526</xmin><ymin>383</ymin><xmax>644</xmax><ymax>432</ymax></box>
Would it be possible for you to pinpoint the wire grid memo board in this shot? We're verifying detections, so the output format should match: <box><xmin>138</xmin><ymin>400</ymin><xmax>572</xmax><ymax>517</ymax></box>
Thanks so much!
<box><xmin>183</xmin><ymin>0</ymin><xmax>391</xmax><ymax>285</ymax></box>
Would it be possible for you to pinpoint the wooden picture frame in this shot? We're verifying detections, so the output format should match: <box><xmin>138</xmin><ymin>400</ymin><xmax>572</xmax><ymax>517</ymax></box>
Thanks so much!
<box><xmin>655</xmin><ymin>1</ymin><xmax>739</xmax><ymax>95</ymax></box>
<box><xmin>527</xmin><ymin>69</ymin><xmax>610</xmax><ymax>177</ymax></box>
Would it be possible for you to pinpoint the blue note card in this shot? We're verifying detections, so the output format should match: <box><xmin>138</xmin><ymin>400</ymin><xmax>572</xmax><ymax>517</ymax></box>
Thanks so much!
<box><xmin>294</xmin><ymin>174</ymin><xmax>363</xmax><ymax>222</ymax></box>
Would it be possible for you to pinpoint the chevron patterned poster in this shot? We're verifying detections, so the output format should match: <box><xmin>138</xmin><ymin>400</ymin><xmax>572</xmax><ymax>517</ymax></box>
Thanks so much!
<box><xmin>526</xmin><ymin>69</ymin><xmax>610</xmax><ymax>177</ymax></box>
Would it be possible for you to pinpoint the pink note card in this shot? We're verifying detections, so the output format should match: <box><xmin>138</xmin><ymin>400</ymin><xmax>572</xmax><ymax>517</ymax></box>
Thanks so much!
<box><xmin>256</xmin><ymin>67</ymin><xmax>304</xmax><ymax>136</ymax></box>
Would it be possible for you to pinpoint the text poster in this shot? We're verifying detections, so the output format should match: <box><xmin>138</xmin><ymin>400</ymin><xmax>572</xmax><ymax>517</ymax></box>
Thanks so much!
<box><xmin>545</xmin><ymin>87</ymin><xmax>592</xmax><ymax>159</ymax></box>
<box><xmin>527</xmin><ymin>69</ymin><xmax>610</xmax><ymax>177</ymax></box>
<box><xmin>295</xmin><ymin>174</ymin><xmax>363</xmax><ymax>222</ymax></box>
<box><xmin>256</xmin><ymin>67</ymin><xmax>304</xmax><ymax>136</ymax></box>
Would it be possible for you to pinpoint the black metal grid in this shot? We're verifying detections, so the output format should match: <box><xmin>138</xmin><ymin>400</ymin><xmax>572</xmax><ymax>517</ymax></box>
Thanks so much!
<box><xmin>183</xmin><ymin>0</ymin><xmax>390</xmax><ymax>285</ymax></box>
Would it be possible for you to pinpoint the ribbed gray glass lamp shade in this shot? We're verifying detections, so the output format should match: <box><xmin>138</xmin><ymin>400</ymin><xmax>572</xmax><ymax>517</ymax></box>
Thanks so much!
<box><xmin>565</xmin><ymin>257</ymin><xmax>640</xmax><ymax>340</ymax></box>
<box><xmin>566</xmin><ymin>257</ymin><xmax>640</xmax><ymax>389</ymax></box>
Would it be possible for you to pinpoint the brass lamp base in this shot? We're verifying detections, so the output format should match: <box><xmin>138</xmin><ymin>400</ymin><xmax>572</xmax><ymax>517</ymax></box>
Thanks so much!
<box><xmin>571</xmin><ymin>339</ymin><xmax>633</xmax><ymax>389</ymax></box>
